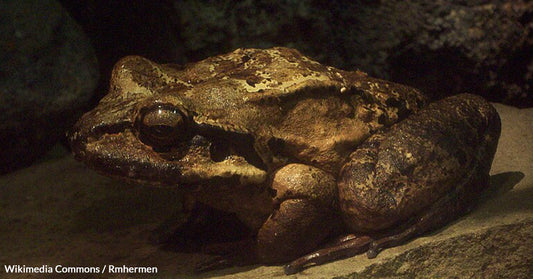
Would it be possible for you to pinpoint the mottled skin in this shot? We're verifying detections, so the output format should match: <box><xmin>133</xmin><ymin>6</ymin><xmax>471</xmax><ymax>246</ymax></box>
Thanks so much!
<box><xmin>69</xmin><ymin>47</ymin><xmax>500</xmax><ymax>274</ymax></box>
<box><xmin>340</xmin><ymin>95</ymin><xmax>500</xmax><ymax>233</ymax></box>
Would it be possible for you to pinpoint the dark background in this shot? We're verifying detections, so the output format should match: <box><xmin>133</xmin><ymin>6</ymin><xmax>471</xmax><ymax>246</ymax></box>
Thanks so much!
<box><xmin>61</xmin><ymin>0</ymin><xmax>533</xmax><ymax>106</ymax></box>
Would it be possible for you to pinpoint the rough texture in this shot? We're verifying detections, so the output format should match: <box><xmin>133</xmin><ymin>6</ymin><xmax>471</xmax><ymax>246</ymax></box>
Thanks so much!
<box><xmin>0</xmin><ymin>102</ymin><xmax>531</xmax><ymax>278</ymax></box>
<box><xmin>182</xmin><ymin>0</ymin><xmax>533</xmax><ymax>106</ymax></box>
<box><xmin>339</xmin><ymin>221</ymin><xmax>533</xmax><ymax>278</ymax></box>
<box><xmin>330</xmin><ymin>1</ymin><xmax>533</xmax><ymax>106</ymax></box>
<box><xmin>0</xmin><ymin>0</ymin><xmax>99</xmax><ymax>173</ymax></box>
<box><xmin>339</xmin><ymin>94</ymin><xmax>500</xmax><ymax>232</ymax></box>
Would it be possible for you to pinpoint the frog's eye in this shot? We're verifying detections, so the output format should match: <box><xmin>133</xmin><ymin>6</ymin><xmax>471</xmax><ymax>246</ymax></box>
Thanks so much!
<box><xmin>137</xmin><ymin>105</ymin><xmax>187</xmax><ymax>149</ymax></box>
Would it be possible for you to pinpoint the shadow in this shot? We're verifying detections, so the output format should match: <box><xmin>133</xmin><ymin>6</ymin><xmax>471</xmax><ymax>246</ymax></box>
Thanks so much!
<box><xmin>188</xmin><ymin>172</ymin><xmax>529</xmax><ymax>278</ymax></box>
<box><xmin>415</xmin><ymin>171</ymin><xmax>525</xmax><ymax>238</ymax></box>
<box><xmin>468</xmin><ymin>171</ymin><xmax>533</xmax><ymax>221</ymax></box>
<box><xmin>482</xmin><ymin>171</ymin><xmax>525</xmax><ymax>202</ymax></box>
<box><xmin>153</xmin><ymin>205</ymin><xmax>260</xmax><ymax>278</ymax></box>
<box><xmin>157</xmin><ymin>206</ymin><xmax>252</xmax><ymax>253</ymax></box>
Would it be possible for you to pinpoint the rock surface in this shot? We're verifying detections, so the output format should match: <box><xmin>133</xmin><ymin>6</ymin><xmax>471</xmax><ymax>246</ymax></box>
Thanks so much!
<box><xmin>340</xmin><ymin>221</ymin><xmax>533</xmax><ymax>278</ymax></box>
<box><xmin>0</xmin><ymin>0</ymin><xmax>98</xmax><ymax>173</ymax></box>
<box><xmin>0</xmin><ymin>102</ymin><xmax>532</xmax><ymax>278</ymax></box>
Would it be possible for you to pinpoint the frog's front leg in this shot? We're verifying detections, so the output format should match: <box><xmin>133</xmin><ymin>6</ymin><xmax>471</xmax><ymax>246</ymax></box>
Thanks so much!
<box><xmin>256</xmin><ymin>163</ymin><xmax>340</xmax><ymax>263</ymax></box>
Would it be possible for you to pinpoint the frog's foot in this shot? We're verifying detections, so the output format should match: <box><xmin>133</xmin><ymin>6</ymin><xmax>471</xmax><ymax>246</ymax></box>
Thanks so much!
<box><xmin>366</xmin><ymin>227</ymin><xmax>416</xmax><ymax>259</ymax></box>
<box><xmin>256</xmin><ymin>164</ymin><xmax>340</xmax><ymax>264</ymax></box>
<box><xmin>284</xmin><ymin>234</ymin><xmax>372</xmax><ymax>275</ymax></box>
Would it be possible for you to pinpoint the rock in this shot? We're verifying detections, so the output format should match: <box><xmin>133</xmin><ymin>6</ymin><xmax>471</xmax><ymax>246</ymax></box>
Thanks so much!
<box><xmin>339</xmin><ymin>221</ymin><xmax>533</xmax><ymax>278</ymax></box>
<box><xmin>63</xmin><ymin>1</ymin><xmax>533</xmax><ymax>106</ymax></box>
<box><xmin>174</xmin><ymin>0</ymin><xmax>533</xmax><ymax>106</ymax></box>
<box><xmin>0</xmin><ymin>0</ymin><xmax>99</xmax><ymax>173</ymax></box>
<box><xmin>358</xmin><ymin>1</ymin><xmax>533</xmax><ymax>107</ymax></box>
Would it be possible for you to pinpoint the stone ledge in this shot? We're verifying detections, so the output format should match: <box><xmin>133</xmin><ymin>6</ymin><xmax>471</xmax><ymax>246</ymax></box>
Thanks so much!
<box><xmin>338</xmin><ymin>220</ymin><xmax>533</xmax><ymax>279</ymax></box>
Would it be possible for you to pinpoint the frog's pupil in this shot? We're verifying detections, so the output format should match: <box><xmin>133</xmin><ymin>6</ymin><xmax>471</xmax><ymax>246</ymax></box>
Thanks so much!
<box><xmin>150</xmin><ymin>125</ymin><xmax>175</xmax><ymax>138</ymax></box>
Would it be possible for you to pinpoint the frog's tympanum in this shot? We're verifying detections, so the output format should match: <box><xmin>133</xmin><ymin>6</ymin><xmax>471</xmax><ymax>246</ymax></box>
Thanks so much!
<box><xmin>69</xmin><ymin>47</ymin><xmax>500</xmax><ymax>274</ymax></box>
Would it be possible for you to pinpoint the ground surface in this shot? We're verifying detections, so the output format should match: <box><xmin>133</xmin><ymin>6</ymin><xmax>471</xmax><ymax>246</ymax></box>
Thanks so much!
<box><xmin>1</xmin><ymin>102</ymin><xmax>532</xmax><ymax>278</ymax></box>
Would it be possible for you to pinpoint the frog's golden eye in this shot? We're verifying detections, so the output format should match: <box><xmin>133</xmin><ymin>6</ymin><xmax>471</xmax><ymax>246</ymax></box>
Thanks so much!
<box><xmin>137</xmin><ymin>105</ymin><xmax>187</xmax><ymax>149</ymax></box>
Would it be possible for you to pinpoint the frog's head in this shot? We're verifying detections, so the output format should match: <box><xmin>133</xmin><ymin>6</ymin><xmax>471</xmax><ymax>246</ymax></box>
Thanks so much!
<box><xmin>69</xmin><ymin>55</ymin><xmax>267</xmax><ymax>188</ymax></box>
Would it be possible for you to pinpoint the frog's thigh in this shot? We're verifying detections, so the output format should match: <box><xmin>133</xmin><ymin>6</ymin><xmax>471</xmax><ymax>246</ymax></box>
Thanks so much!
<box><xmin>256</xmin><ymin>163</ymin><xmax>339</xmax><ymax>263</ymax></box>
<box><xmin>339</xmin><ymin>93</ymin><xmax>500</xmax><ymax>257</ymax></box>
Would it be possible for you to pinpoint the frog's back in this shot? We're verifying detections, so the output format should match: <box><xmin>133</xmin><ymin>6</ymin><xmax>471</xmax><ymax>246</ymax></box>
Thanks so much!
<box><xmin>173</xmin><ymin>47</ymin><xmax>365</xmax><ymax>130</ymax></box>
<box><xmin>112</xmin><ymin>47</ymin><xmax>427</xmax><ymax>172</ymax></box>
<box><xmin>175</xmin><ymin>47</ymin><xmax>427</xmax><ymax>172</ymax></box>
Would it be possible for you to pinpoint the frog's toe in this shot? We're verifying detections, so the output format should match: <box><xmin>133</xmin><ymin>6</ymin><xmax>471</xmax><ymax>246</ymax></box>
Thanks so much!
<box><xmin>284</xmin><ymin>234</ymin><xmax>372</xmax><ymax>274</ymax></box>
<box><xmin>366</xmin><ymin>242</ymin><xmax>381</xmax><ymax>259</ymax></box>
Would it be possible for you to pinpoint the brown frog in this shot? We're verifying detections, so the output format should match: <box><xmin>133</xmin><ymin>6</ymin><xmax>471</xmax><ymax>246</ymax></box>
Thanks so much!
<box><xmin>69</xmin><ymin>47</ymin><xmax>500</xmax><ymax>274</ymax></box>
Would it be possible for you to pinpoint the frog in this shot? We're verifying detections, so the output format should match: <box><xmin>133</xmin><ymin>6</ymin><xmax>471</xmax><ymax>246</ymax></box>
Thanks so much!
<box><xmin>69</xmin><ymin>47</ymin><xmax>501</xmax><ymax>274</ymax></box>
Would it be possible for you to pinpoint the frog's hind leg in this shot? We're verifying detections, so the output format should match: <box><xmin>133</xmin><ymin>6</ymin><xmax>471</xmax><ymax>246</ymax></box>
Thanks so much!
<box><xmin>286</xmin><ymin>94</ymin><xmax>500</xmax><ymax>274</ymax></box>
<box><xmin>366</xmin><ymin>172</ymin><xmax>489</xmax><ymax>258</ymax></box>
<box><xmin>284</xmin><ymin>171</ymin><xmax>490</xmax><ymax>274</ymax></box>
<box><xmin>339</xmin><ymin>94</ymin><xmax>501</xmax><ymax>259</ymax></box>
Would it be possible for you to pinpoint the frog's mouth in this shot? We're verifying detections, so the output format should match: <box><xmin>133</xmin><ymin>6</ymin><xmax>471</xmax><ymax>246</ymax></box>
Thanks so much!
<box><xmin>69</xmin><ymin>110</ymin><xmax>268</xmax><ymax>188</ymax></box>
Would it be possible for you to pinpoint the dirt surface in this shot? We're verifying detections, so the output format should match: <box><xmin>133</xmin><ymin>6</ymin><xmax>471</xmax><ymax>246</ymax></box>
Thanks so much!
<box><xmin>1</xmin><ymin>102</ymin><xmax>532</xmax><ymax>278</ymax></box>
